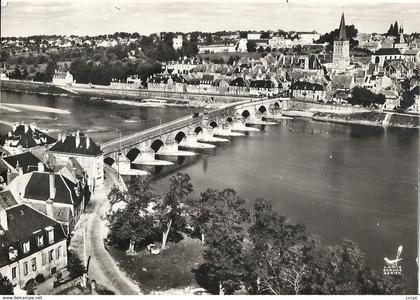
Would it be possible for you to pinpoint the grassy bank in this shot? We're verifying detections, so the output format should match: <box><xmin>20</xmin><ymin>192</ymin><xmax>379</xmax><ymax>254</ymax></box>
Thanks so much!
<box><xmin>312</xmin><ymin>111</ymin><xmax>419</xmax><ymax>128</ymax></box>
<box><xmin>107</xmin><ymin>236</ymin><xmax>205</xmax><ymax>294</ymax></box>
<box><xmin>1</xmin><ymin>80</ymin><xmax>70</xmax><ymax>96</ymax></box>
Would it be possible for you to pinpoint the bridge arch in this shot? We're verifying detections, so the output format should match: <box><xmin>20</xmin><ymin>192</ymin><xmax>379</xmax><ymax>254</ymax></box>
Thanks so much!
<box><xmin>194</xmin><ymin>126</ymin><xmax>203</xmax><ymax>134</ymax></box>
<box><xmin>174</xmin><ymin>131</ymin><xmax>186</xmax><ymax>143</ymax></box>
<box><xmin>258</xmin><ymin>105</ymin><xmax>267</xmax><ymax>113</ymax></box>
<box><xmin>209</xmin><ymin>121</ymin><xmax>218</xmax><ymax>128</ymax></box>
<box><xmin>151</xmin><ymin>139</ymin><xmax>164</xmax><ymax>152</ymax></box>
<box><xmin>104</xmin><ymin>157</ymin><xmax>115</xmax><ymax>166</ymax></box>
<box><xmin>242</xmin><ymin>110</ymin><xmax>250</xmax><ymax>118</ymax></box>
<box><xmin>274</xmin><ymin>101</ymin><xmax>280</xmax><ymax>108</ymax></box>
<box><xmin>126</xmin><ymin>148</ymin><xmax>141</xmax><ymax>161</ymax></box>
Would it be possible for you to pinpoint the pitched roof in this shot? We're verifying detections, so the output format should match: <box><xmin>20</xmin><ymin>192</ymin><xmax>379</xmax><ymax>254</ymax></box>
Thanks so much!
<box><xmin>331</xmin><ymin>75</ymin><xmax>353</xmax><ymax>90</ymax></box>
<box><xmin>250</xmin><ymin>80</ymin><xmax>275</xmax><ymax>89</ymax></box>
<box><xmin>200</xmin><ymin>74</ymin><xmax>215</xmax><ymax>84</ymax></box>
<box><xmin>373</xmin><ymin>48</ymin><xmax>401</xmax><ymax>56</ymax></box>
<box><xmin>338</xmin><ymin>13</ymin><xmax>347</xmax><ymax>41</ymax></box>
<box><xmin>49</xmin><ymin>133</ymin><xmax>102</xmax><ymax>156</ymax></box>
<box><xmin>2</xmin><ymin>152</ymin><xmax>51</xmax><ymax>174</ymax></box>
<box><xmin>290</xmin><ymin>81</ymin><xmax>325</xmax><ymax>91</ymax></box>
<box><xmin>0</xmin><ymin>204</ymin><xmax>66</xmax><ymax>267</ymax></box>
<box><xmin>4</xmin><ymin>124</ymin><xmax>55</xmax><ymax>149</ymax></box>
<box><xmin>24</xmin><ymin>172</ymin><xmax>81</xmax><ymax>206</ymax></box>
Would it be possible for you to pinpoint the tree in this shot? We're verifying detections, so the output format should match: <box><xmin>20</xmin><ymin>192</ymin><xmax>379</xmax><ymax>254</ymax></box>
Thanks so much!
<box><xmin>348</xmin><ymin>86</ymin><xmax>384</xmax><ymax>107</ymax></box>
<box><xmin>314</xmin><ymin>25</ymin><xmax>359</xmax><ymax>49</ymax></box>
<box><xmin>106</xmin><ymin>177</ymin><xmax>157</xmax><ymax>251</ymax></box>
<box><xmin>373</xmin><ymin>93</ymin><xmax>386</xmax><ymax>105</ymax></box>
<box><xmin>45</xmin><ymin>59</ymin><xmax>57</xmax><ymax>82</ymax></box>
<box><xmin>0</xmin><ymin>274</ymin><xmax>13</xmax><ymax>295</ymax></box>
<box><xmin>261</xmin><ymin>31</ymin><xmax>270</xmax><ymax>39</ymax></box>
<box><xmin>187</xmin><ymin>188</ymin><xmax>250</xmax><ymax>245</ymax></box>
<box><xmin>67</xmin><ymin>250</ymin><xmax>85</xmax><ymax>279</ymax></box>
<box><xmin>245</xmin><ymin>198</ymin><xmax>311</xmax><ymax>295</ymax></box>
<box><xmin>247</xmin><ymin>40</ymin><xmax>257</xmax><ymax>52</ymax></box>
<box><xmin>399</xmin><ymin>79</ymin><xmax>416</xmax><ymax>109</ymax></box>
<box><xmin>304</xmin><ymin>239</ymin><xmax>404</xmax><ymax>295</ymax></box>
<box><xmin>194</xmin><ymin>188</ymin><xmax>250</xmax><ymax>294</ymax></box>
<box><xmin>155</xmin><ymin>172</ymin><xmax>193</xmax><ymax>249</ymax></box>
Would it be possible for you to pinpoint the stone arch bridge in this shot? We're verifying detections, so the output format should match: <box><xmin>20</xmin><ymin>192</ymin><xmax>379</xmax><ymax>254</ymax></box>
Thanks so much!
<box><xmin>100</xmin><ymin>97</ymin><xmax>287</xmax><ymax>165</ymax></box>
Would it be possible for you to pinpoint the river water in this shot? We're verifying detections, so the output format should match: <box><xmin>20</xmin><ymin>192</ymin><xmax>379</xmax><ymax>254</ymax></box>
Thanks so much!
<box><xmin>1</xmin><ymin>91</ymin><xmax>418</xmax><ymax>293</ymax></box>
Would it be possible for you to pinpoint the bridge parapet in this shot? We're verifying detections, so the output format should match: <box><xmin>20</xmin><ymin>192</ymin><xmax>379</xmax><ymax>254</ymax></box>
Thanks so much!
<box><xmin>100</xmin><ymin>97</ymin><xmax>290</xmax><ymax>156</ymax></box>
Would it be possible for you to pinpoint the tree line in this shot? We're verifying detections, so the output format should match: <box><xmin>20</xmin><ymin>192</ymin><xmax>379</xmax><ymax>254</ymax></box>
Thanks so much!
<box><xmin>106</xmin><ymin>173</ymin><xmax>405</xmax><ymax>295</ymax></box>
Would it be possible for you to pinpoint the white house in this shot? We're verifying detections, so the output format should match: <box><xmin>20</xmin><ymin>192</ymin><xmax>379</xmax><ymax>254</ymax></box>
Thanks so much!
<box><xmin>0</xmin><ymin>193</ymin><xmax>68</xmax><ymax>289</ymax></box>
<box><xmin>52</xmin><ymin>71</ymin><xmax>73</xmax><ymax>87</ymax></box>
<box><xmin>173</xmin><ymin>35</ymin><xmax>183</xmax><ymax>50</ymax></box>
<box><xmin>48</xmin><ymin>132</ymin><xmax>104</xmax><ymax>189</ymax></box>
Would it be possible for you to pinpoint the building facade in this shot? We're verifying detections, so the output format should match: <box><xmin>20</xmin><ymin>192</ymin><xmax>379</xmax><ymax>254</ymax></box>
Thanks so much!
<box><xmin>0</xmin><ymin>199</ymin><xmax>67</xmax><ymax>289</ymax></box>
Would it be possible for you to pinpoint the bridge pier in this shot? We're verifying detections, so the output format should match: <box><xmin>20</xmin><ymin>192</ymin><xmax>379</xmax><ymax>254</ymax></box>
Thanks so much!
<box><xmin>179</xmin><ymin>131</ymin><xmax>216</xmax><ymax>149</ymax></box>
<box><xmin>197</xmin><ymin>127</ymin><xmax>230</xmax><ymax>143</ymax></box>
<box><xmin>157</xmin><ymin>143</ymin><xmax>196</xmax><ymax>156</ymax></box>
<box><xmin>132</xmin><ymin>149</ymin><xmax>174</xmax><ymax>166</ymax></box>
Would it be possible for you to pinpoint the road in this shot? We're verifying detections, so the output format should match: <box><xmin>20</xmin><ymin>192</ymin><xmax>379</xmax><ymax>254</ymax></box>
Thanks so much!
<box><xmin>69</xmin><ymin>167</ymin><xmax>140</xmax><ymax>295</ymax></box>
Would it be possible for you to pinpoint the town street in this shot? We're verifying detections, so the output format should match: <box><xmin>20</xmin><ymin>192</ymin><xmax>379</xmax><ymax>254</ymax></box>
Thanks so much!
<box><xmin>69</xmin><ymin>167</ymin><xmax>141</xmax><ymax>295</ymax></box>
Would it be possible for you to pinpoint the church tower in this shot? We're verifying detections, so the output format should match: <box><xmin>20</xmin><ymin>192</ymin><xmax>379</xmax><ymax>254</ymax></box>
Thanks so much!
<box><xmin>394</xmin><ymin>25</ymin><xmax>408</xmax><ymax>51</ymax></box>
<box><xmin>332</xmin><ymin>13</ymin><xmax>350</xmax><ymax>68</ymax></box>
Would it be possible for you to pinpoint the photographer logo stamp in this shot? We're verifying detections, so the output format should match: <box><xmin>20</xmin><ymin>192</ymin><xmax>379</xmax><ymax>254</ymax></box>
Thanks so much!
<box><xmin>383</xmin><ymin>245</ymin><xmax>403</xmax><ymax>275</ymax></box>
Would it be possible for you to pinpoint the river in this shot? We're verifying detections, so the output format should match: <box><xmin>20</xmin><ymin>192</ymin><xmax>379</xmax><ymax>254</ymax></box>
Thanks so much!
<box><xmin>1</xmin><ymin>91</ymin><xmax>418</xmax><ymax>293</ymax></box>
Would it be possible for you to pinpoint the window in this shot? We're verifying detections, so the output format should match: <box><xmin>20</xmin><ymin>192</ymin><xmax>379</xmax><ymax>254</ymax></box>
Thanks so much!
<box><xmin>42</xmin><ymin>253</ymin><xmax>47</xmax><ymax>266</ymax></box>
<box><xmin>37</xmin><ymin>236</ymin><xmax>44</xmax><ymax>247</ymax></box>
<box><xmin>31</xmin><ymin>258</ymin><xmax>37</xmax><ymax>271</ymax></box>
<box><xmin>23</xmin><ymin>241</ymin><xmax>30</xmax><ymax>254</ymax></box>
<box><xmin>12</xmin><ymin>267</ymin><xmax>16</xmax><ymax>279</ymax></box>
<box><xmin>49</xmin><ymin>250</ymin><xmax>54</xmax><ymax>263</ymax></box>
<box><xmin>56</xmin><ymin>247</ymin><xmax>61</xmax><ymax>260</ymax></box>
<box><xmin>23</xmin><ymin>262</ymin><xmax>28</xmax><ymax>276</ymax></box>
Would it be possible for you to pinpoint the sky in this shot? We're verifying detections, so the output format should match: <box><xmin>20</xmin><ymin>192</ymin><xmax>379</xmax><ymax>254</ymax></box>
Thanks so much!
<box><xmin>1</xmin><ymin>0</ymin><xmax>420</xmax><ymax>37</ymax></box>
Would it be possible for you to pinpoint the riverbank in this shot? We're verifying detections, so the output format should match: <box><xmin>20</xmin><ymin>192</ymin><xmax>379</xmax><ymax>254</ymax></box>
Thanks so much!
<box><xmin>312</xmin><ymin>111</ymin><xmax>419</xmax><ymax>128</ymax></box>
<box><xmin>0</xmin><ymin>79</ymin><xmax>72</xmax><ymax>96</ymax></box>
<box><xmin>0</xmin><ymin>80</ymin><xmax>226</xmax><ymax>110</ymax></box>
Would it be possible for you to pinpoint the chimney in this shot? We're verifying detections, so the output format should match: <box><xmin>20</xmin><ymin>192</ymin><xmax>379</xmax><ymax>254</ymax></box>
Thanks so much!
<box><xmin>46</xmin><ymin>199</ymin><xmax>54</xmax><ymax>219</ymax></box>
<box><xmin>38</xmin><ymin>162</ymin><xmax>45</xmax><ymax>172</ymax></box>
<box><xmin>49</xmin><ymin>173</ymin><xmax>56</xmax><ymax>200</ymax></box>
<box><xmin>24</xmin><ymin>124</ymin><xmax>29</xmax><ymax>133</ymax></box>
<box><xmin>0</xmin><ymin>207</ymin><xmax>8</xmax><ymax>231</ymax></box>
<box><xmin>6</xmin><ymin>169</ymin><xmax>12</xmax><ymax>185</ymax></box>
<box><xmin>7</xmin><ymin>132</ymin><xmax>12</xmax><ymax>137</ymax></box>
<box><xmin>75</xmin><ymin>131</ymin><xmax>80</xmax><ymax>148</ymax></box>
<box><xmin>86</xmin><ymin>135</ymin><xmax>90</xmax><ymax>149</ymax></box>
<box><xmin>61</xmin><ymin>134</ymin><xmax>66</xmax><ymax>143</ymax></box>
<box><xmin>58</xmin><ymin>133</ymin><xmax>62</xmax><ymax>143</ymax></box>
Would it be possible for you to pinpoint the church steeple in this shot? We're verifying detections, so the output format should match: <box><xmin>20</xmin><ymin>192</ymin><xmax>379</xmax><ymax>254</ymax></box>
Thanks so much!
<box><xmin>338</xmin><ymin>12</ymin><xmax>347</xmax><ymax>41</ymax></box>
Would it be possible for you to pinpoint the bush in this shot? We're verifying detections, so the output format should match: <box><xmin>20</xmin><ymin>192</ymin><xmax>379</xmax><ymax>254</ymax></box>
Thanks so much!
<box><xmin>35</xmin><ymin>274</ymin><xmax>45</xmax><ymax>284</ymax></box>
<box><xmin>25</xmin><ymin>278</ymin><xmax>35</xmax><ymax>290</ymax></box>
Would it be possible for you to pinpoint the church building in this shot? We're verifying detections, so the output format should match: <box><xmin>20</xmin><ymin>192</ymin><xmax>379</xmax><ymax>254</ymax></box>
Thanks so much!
<box><xmin>332</xmin><ymin>13</ymin><xmax>350</xmax><ymax>69</ymax></box>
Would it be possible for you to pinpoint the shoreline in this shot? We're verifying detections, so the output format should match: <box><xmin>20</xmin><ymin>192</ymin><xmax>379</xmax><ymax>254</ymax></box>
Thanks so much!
<box><xmin>2</xmin><ymin>82</ymin><xmax>419</xmax><ymax>129</ymax></box>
